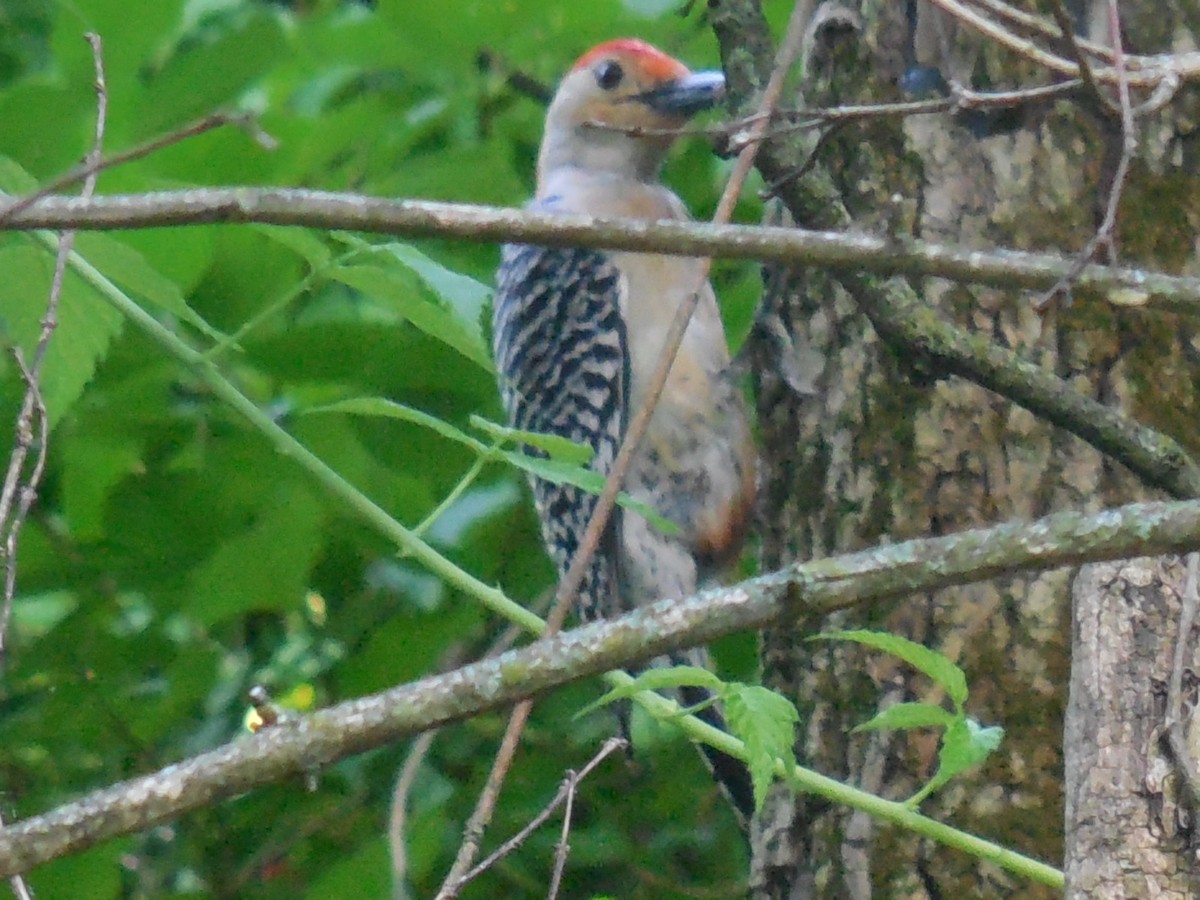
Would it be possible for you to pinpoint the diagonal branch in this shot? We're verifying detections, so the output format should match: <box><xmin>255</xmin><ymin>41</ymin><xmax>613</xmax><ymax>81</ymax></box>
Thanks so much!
<box><xmin>5</xmin><ymin>495</ymin><xmax>1200</xmax><ymax>881</ymax></box>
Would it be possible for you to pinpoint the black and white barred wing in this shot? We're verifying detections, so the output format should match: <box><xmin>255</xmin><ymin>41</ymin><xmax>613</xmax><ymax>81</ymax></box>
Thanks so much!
<box><xmin>493</xmin><ymin>243</ymin><xmax>628</xmax><ymax>623</ymax></box>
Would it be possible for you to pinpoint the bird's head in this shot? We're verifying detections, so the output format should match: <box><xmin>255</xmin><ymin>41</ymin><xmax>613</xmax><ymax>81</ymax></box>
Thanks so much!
<box><xmin>537</xmin><ymin>39</ymin><xmax>725</xmax><ymax>183</ymax></box>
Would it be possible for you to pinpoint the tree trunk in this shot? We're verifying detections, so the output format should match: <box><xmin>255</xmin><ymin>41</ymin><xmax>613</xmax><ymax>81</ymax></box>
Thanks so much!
<box><xmin>707</xmin><ymin>0</ymin><xmax>1200</xmax><ymax>896</ymax></box>
<box><xmin>1065</xmin><ymin>558</ymin><xmax>1200</xmax><ymax>898</ymax></box>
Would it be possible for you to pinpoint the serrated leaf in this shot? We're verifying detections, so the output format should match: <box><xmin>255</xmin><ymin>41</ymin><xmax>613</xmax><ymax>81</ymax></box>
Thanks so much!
<box><xmin>578</xmin><ymin>665</ymin><xmax>723</xmax><ymax>718</ymax></box>
<box><xmin>305</xmin><ymin>397</ymin><xmax>483</xmax><ymax>451</ymax></box>
<box><xmin>813</xmin><ymin>630</ymin><xmax>969</xmax><ymax>710</ymax></box>
<box><xmin>499</xmin><ymin>450</ymin><xmax>680</xmax><ymax>536</ymax></box>
<box><xmin>853</xmin><ymin>701</ymin><xmax>957</xmax><ymax>733</ymax></box>
<box><xmin>377</xmin><ymin>242</ymin><xmax>491</xmax><ymax>345</ymax></box>
<box><xmin>0</xmin><ymin>243</ymin><xmax>124</xmax><ymax>428</ymax></box>
<box><xmin>469</xmin><ymin>414</ymin><xmax>593</xmax><ymax>465</ymax></box>
<box><xmin>73</xmin><ymin>233</ymin><xmax>227</xmax><ymax>341</ymax></box>
<box><xmin>725</xmin><ymin>684</ymin><xmax>800</xmax><ymax>811</ymax></box>
<box><xmin>251</xmin><ymin>224</ymin><xmax>332</xmax><ymax>268</ymax></box>
<box><xmin>332</xmin><ymin>262</ymin><xmax>492</xmax><ymax>371</ymax></box>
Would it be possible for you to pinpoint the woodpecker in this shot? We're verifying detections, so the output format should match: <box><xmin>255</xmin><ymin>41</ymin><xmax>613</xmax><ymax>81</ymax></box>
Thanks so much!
<box><xmin>493</xmin><ymin>39</ymin><xmax>757</xmax><ymax>822</ymax></box>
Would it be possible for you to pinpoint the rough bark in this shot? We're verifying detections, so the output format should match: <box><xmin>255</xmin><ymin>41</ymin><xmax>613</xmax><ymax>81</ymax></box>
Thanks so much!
<box><xmin>1065</xmin><ymin>558</ymin><xmax>1200</xmax><ymax>898</ymax></box>
<box><xmin>707</xmin><ymin>0</ymin><xmax>1200</xmax><ymax>896</ymax></box>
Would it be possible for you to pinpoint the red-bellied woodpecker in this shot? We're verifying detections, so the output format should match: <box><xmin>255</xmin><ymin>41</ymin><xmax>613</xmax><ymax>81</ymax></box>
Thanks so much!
<box><xmin>493</xmin><ymin>39</ymin><xmax>757</xmax><ymax>822</ymax></box>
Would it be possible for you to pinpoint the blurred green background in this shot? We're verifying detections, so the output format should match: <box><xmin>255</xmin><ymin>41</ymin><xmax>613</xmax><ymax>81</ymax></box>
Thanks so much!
<box><xmin>0</xmin><ymin>1</ymin><xmax>779</xmax><ymax>896</ymax></box>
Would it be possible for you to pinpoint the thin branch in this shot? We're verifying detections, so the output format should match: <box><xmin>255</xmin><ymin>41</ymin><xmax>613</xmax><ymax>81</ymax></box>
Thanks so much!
<box><xmin>1</xmin><ymin>32</ymin><xmax>108</xmax><ymax>670</ymax></box>
<box><xmin>1096</xmin><ymin>0</ymin><xmax>1136</xmax><ymax>253</ymax></box>
<box><xmin>545</xmin><ymin>765</ymin><xmax>576</xmax><ymax>900</ymax></box>
<box><xmin>966</xmin><ymin>0</ymin><xmax>1117</xmax><ymax>65</ymax></box>
<box><xmin>1044</xmin><ymin>0</ymin><xmax>1108</xmax><ymax>112</ymax></box>
<box><xmin>7</xmin><ymin>189</ymin><xmax>1200</xmax><ymax>314</ymax></box>
<box><xmin>434</xmin><ymin>702</ymin><xmax>533</xmax><ymax>897</ymax></box>
<box><xmin>436</xmin><ymin>6</ymin><xmax>812</xmax><ymax>887</ymax></box>
<box><xmin>927</xmin><ymin>0</ymin><xmax>1198</xmax><ymax>89</ymax></box>
<box><xmin>391</xmin><ymin>594</ymin><xmax>546</xmax><ymax>898</ymax></box>
<box><xmin>15</xmin><ymin>185</ymin><xmax>1200</xmax><ymax>556</ymax></box>
<box><xmin>15</xmin><ymin>185</ymin><xmax>1200</xmax><ymax>502</ymax></box>
<box><xmin>0</xmin><ymin>111</ymin><xmax>269</xmax><ymax>225</ymax></box>
<box><xmin>1037</xmin><ymin>0</ymin><xmax>1138</xmax><ymax>307</ymax></box>
<box><xmin>590</xmin><ymin>78</ymin><xmax>1085</xmax><ymax>145</ymax></box>
<box><xmin>449</xmin><ymin>738</ymin><xmax>625</xmax><ymax>894</ymax></box>
<box><xmin>1</xmin><ymin>33</ymin><xmax>108</xmax><ymax>900</ymax></box>
<box><xmin>9</xmin><ymin>495</ymin><xmax>1200</xmax><ymax>882</ymax></box>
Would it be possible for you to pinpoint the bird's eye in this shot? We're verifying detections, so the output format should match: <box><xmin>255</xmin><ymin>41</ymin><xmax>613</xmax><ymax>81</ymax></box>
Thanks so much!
<box><xmin>594</xmin><ymin>60</ymin><xmax>624</xmax><ymax>90</ymax></box>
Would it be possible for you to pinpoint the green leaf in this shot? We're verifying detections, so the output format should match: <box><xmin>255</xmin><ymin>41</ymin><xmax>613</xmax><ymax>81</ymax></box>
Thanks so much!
<box><xmin>305</xmin><ymin>396</ymin><xmax>484</xmax><ymax>451</ymax></box>
<box><xmin>11</xmin><ymin>590</ymin><xmax>78</xmax><ymax>639</ymax></box>
<box><xmin>61</xmin><ymin>431</ymin><xmax>145</xmax><ymax>540</ymax></box>
<box><xmin>185</xmin><ymin>481</ymin><xmax>326</xmax><ymax>624</ymax></box>
<box><xmin>499</xmin><ymin>450</ymin><xmax>681</xmax><ymax>536</ymax></box>
<box><xmin>725</xmin><ymin>684</ymin><xmax>801</xmax><ymax>811</ymax></box>
<box><xmin>376</xmin><ymin>242</ymin><xmax>491</xmax><ymax>348</ymax></box>
<box><xmin>853</xmin><ymin>701</ymin><xmax>958</xmax><ymax>733</ymax></box>
<box><xmin>579</xmin><ymin>665</ymin><xmax>723</xmax><ymax>718</ymax></box>
<box><xmin>469</xmin><ymin>414</ymin><xmax>594</xmax><ymax>465</ymax></box>
<box><xmin>73</xmin><ymin>232</ymin><xmax>227</xmax><ymax>341</ymax></box>
<box><xmin>332</xmin><ymin>259</ymin><xmax>493</xmax><ymax>371</ymax></box>
<box><xmin>251</xmin><ymin>224</ymin><xmax>333</xmax><ymax>268</ymax></box>
<box><xmin>0</xmin><ymin>242</ymin><xmax>124</xmax><ymax>428</ymax></box>
<box><xmin>908</xmin><ymin>718</ymin><xmax>1005</xmax><ymax>806</ymax></box>
<box><xmin>813</xmin><ymin>630</ymin><xmax>969</xmax><ymax>711</ymax></box>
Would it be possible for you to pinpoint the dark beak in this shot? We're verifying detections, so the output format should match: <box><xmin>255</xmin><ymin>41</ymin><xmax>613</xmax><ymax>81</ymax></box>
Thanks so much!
<box><xmin>634</xmin><ymin>70</ymin><xmax>725</xmax><ymax>118</ymax></box>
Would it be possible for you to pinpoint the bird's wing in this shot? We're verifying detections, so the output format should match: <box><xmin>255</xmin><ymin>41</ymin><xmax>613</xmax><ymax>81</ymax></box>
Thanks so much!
<box><xmin>493</xmin><ymin>242</ymin><xmax>629</xmax><ymax>623</ymax></box>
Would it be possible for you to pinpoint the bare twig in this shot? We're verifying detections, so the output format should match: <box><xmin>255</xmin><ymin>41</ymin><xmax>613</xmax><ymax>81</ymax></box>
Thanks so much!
<box><xmin>545</xmin><ymin>763</ymin><xmax>576</xmax><ymax>900</ymax></box>
<box><xmin>928</xmin><ymin>0</ymin><xmax>1197</xmax><ymax>90</ymax></box>
<box><xmin>591</xmin><ymin>78</ymin><xmax>1084</xmax><ymax>143</ymax></box>
<box><xmin>448</xmin><ymin>737</ymin><xmax>625</xmax><ymax>894</ymax></box>
<box><xmin>389</xmin><ymin>729</ymin><xmax>438</xmax><ymax>898</ymax></box>
<box><xmin>1044</xmin><ymin>0</ymin><xmax>1108</xmax><ymax>111</ymax></box>
<box><xmin>391</xmin><ymin>591</ymin><xmax>550</xmax><ymax>897</ymax></box>
<box><xmin>435</xmin><ymin>5</ymin><xmax>812</xmax><ymax>890</ymax></box>
<box><xmin>0</xmin><ymin>31</ymin><xmax>108</xmax><ymax>900</ymax></box>
<box><xmin>0</xmin><ymin>111</ymin><xmax>269</xmax><ymax>225</ymax></box>
<box><xmin>1095</xmin><ymin>0</ymin><xmax>1137</xmax><ymax>254</ymax></box>
<box><xmin>1036</xmin><ymin>0</ymin><xmax>1137</xmax><ymax>308</ymax></box>
<box><xmin>1167</xmin><ymin>553</ymin><xmax>1200</xmax><ymax>808</ymax></box>
<box><xmin>967</xmin><ymin>0</ymin><xmax>1117</xmax><ymax>65</ymax></box>
<box><xmin>1</xmin><ymin>32</ymin><xmax>107</xmax><ymax>665</ymax></box>
<box><xmin>434</xmin><ymin>701</ymin><xmax>533</xmax><ymax>898</ymax></box>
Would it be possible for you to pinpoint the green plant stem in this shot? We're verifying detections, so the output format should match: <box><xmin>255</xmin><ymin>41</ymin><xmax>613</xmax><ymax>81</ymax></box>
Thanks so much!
<box><xmin>201</xmin><ymin>248</ymin><xmax>354</xmax><ymax>360</ymax></box>
<box><xmin>412</xmin><ymin>452</ymin><xmax>491</xmax><ymax>539</ymax></box>
<box><xmin>629</xmin><ymin>679</ymin><xmax>1063</xmax><ymax>889</ymax></box>
<box><xmin>36</xmin><ymin>228</ymin><xmax>545</xmax><ymax>635</ymax></box>
<box><xmin>38</xmin><ymin>228</ymin><xmax>1063</xmax><ymax>887</ymax></box>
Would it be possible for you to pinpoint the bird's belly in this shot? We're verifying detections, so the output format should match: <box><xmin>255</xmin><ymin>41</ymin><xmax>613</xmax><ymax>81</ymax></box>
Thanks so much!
<box><xmin>630</xmin><ymin>388</ymin><xmax>755</xmax><ymax>574</ymax></box>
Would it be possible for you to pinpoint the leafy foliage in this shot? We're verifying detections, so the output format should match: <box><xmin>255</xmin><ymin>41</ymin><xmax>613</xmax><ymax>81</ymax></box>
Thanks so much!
<box><xmin>589</xmin><ymin>666</ymin><xmax>802</xmax><ymax>811</ymax></box>
<box><xmin>0</xmin><ymin>2</ymin><xmax>762</xmax><ymax>897</ymax></box>
<box><xmin>813</xmin><ymin>631</ymin><xmax>1005</xmax><ymax>807</ymax></box>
